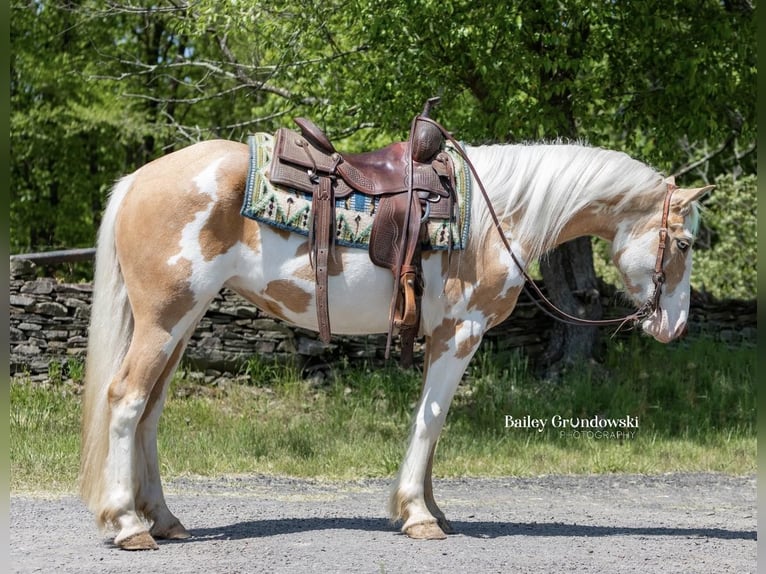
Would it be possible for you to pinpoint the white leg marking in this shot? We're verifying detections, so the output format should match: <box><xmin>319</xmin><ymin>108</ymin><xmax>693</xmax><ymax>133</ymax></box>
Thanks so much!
<box><xmin>395</xmin><ymin>320</ymin><xmax>484</xmax><ymax>530</ymax></box>
<box><xmin>136</xmin><ymin>382</ymin><xmax>171</xmax><ymax>522</ymax></box>
<box><xmin>105</xmin><ymin>395</ymin><xmax>149</xmax><ymax>540</ymax></box>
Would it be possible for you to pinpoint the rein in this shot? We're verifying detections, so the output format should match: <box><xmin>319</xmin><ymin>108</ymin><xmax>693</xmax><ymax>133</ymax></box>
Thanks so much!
<box><xmin>414</xmin><ymin>114</ymin><xmax>677</xmax><ymax>332</ymax></box>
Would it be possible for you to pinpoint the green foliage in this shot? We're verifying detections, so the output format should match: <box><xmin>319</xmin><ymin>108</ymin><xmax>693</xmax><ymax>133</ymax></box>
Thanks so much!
<box><xmin>11</xmin><ymin>0</ymin><xmax>756</xmax><ymax>301</ymax></box>
<box><xmin>458</xmin><ymin>335</ymin><xmax>755</xmax><ymax>438</ymax></box>
<box><xmin>692</xmin><ymin>175</ymin><xmax>757</xmax><ymax>299</ymax></box>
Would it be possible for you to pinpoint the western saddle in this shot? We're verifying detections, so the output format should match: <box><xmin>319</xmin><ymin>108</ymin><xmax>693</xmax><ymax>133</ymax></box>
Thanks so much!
<box><xmin>267</xmin><ymin>98</ymin><xmax>458</xmax><ymax>367</ymax></box>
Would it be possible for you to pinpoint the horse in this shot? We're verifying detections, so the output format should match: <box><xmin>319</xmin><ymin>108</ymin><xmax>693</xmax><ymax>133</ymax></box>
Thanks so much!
<box><xmin>78</xmin><ymin>127</ymin><xmax>712</xmax><ymax>550</ymax></box>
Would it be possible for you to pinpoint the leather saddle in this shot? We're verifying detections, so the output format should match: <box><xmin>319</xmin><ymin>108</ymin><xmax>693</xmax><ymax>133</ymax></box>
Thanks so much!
<box><xmin>267</xmin><ymin>98</ymin><xmax>458</xmax><ymax>366</ymax></box>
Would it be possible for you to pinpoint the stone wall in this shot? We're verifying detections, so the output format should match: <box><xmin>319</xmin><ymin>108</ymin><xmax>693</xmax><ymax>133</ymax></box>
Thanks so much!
<box><xmin>9</xmin><ymin>258</ymin><xmax>756</xmax><ymax>381</ymax></box>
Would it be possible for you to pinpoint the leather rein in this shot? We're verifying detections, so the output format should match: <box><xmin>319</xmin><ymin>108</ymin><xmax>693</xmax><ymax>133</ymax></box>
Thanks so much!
<box><xmin>415</xmin><ymin>114</ymin><xmax>677</xmax><ymax>332</ymax></box>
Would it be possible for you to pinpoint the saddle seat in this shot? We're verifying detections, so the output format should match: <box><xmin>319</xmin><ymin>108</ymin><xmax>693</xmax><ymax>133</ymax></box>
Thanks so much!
<box><xmin>293</xmin><ymin>117</ymin><xmax>450</xmax><ymax>201</ymax></box>
<box><xmin>266</xmin><ymin>100</ymin><xmax>457</xmax><ymax>366</ymax></box>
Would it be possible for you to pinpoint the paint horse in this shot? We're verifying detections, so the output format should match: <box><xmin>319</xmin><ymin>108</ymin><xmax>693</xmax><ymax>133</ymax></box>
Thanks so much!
<box><xmin>79</xmin><ymin>119</ymin><xmax>712</xmax><ymax>549</ymax></box>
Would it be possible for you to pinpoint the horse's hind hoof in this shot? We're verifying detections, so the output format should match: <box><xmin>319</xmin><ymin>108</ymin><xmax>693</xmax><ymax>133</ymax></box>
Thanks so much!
<box><xmin>151</xmin><ymin>520</ymin><xmax>191</xmax><ymax>540</ymax></box>
<box><xmin>117</xmin><ymin>531</ymin><xmax>159</xmax><ymax>550</ymax></box>
<box><xmin>404</xmin><ymin>521</ymin><xmax>447</xmax><ymax>540</ymax></box>
<box><xmin>437</xmin><ymin>517</ymin><xmax>455</xmax><ymax>535</ymax></box>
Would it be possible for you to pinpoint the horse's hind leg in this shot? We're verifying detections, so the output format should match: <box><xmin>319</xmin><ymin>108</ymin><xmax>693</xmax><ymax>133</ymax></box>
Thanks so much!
<box><xmin>135</xmin><ymin>333</ymin><xmax>196</xmax><ymax>542</ymax></box>
<box><xmin>102</xmin><ymin>318</ymin><xmax>203</xmax><ymax>550</ymax></box>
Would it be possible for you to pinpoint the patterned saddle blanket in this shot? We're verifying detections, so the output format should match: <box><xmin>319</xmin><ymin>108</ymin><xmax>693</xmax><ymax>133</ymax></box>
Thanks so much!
<box><xmin>241</xmin><ymin>132</ymin><xmax>471</xmax><ymax>251</ymax></box>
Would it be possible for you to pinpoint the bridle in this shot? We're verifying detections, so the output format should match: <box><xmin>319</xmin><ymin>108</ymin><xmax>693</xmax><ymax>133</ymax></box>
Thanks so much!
<box><xmin>504</xmin><ymin>181</ymin><xmax>678</xmax><ymax>331</ymax></box>
<box><xmin>415</xmin><ymin>113</ymin><xmax>677</xmax><ymax>332</ymax></box>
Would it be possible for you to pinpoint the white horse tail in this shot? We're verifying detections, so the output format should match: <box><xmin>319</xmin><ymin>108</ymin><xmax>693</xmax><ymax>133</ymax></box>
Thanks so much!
<box><xmin>79</xmin><ymin>175</ymin><xmax>136</xmax><ymax>518</ymax></box>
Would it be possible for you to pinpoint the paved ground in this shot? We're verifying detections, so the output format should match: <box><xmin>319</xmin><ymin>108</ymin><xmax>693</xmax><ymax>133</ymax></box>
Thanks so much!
<box><xmin>10</xmin><ymin>473</ymin><xmax>757</xmax><ymax>573</ymax></box>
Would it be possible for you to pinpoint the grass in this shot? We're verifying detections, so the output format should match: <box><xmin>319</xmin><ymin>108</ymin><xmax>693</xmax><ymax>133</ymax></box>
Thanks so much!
<box><xmin>9</xmin><ymin>335</ymin><xmax>756</xmax><ymax>494</ymax></box>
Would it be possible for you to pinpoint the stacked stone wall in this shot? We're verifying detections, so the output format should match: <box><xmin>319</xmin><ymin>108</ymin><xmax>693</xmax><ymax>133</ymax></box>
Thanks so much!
<box><xmin>10</xmin><ymin>258</ymin><xmax>756</xmax><ymax>381</ymax></box>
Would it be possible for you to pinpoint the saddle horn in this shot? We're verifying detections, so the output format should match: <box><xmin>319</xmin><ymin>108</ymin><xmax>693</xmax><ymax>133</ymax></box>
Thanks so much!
<box><xmin>411</xmin><ymin>97</ymin><xmax>444</xmax><ymax>163</ymax></box>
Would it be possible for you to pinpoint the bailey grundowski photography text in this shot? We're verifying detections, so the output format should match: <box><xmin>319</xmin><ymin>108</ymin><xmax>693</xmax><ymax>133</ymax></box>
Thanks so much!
<box><xmin>503</xmin><ymin>414</ymin><xmax>639</xmax><ymax>439</ymax></box>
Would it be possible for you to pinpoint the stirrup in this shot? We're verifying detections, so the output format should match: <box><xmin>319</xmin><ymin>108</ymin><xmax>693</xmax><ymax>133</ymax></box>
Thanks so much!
<box><xmin>395</xmin><ymin>271</ymin><xmax>418</xmax><ymax>329</ymax></box>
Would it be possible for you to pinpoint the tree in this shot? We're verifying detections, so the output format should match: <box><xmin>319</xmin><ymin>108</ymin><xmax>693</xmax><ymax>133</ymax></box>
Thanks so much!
<box><xmin>11</xmin><ymin>0</ymin><xmax>756</xmax><ymax>369</ymax></box>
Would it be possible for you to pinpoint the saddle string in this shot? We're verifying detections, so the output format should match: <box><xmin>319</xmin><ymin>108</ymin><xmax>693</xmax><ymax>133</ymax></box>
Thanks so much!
<box><xmin>383</xmin><ymin>115</ymin><xmax>419</xmax><ymax>359</ymax></box>
<box><xmin>415</xmin><ymin>115</ymin><xmax>676</xmax><ymax>331</ymax></box>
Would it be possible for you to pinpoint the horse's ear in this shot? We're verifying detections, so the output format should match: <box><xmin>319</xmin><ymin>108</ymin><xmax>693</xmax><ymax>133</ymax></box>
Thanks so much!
<box><xmin>673</xmin><ymin>184</ymin><xmax>715</xmax><ymax>208</ymax></box>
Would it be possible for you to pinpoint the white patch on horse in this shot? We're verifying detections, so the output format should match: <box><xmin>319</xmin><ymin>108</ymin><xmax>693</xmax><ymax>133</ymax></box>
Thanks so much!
<box><xmin>643</xmin><ymin>251</ymin><xmax>692</xmax><ymax>342</ymax></box>
<box><xmin>163</xmin><ymin>158</ymin><xmax>244</xmax><ymax>350</ymax></box>
<box><xmin>232</xmin><ymin>226</ymin><xmax>397</xmax><ymax>334</ymax></box>
<box><xmin>167</xmin><ymin>159</ymin><xmax>221</xmax><ymax>266</ymax></box>
<box><xmin>496</xmin><ymin>238</ymin><xmax>527</xmax><ymax>290</ymax></box>
<box><xmin>613</xmin><ymin>228</ymin><xmax>658</xmax><ymax>300</ymax></box>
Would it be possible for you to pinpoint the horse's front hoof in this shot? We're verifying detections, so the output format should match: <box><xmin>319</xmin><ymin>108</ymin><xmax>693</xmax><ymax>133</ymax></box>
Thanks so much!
<box><xmin>116</xmin><ymin>531</ymin><xmax>159</xmax><ymax>550</ymax></box>
<box><xmin>404</xmin><ymin>521</ymin><xmax>447</xmax><ymax>540</ymax></box>
<box><xmin>151</xmin><ymin>520</ymin><xmax>191</xmax><ymax>540</ymax></box>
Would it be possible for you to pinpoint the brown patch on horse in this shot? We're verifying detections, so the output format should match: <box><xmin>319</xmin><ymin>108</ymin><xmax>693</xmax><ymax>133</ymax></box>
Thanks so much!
<box><xmin>660</xmin><ymin>214</ymin><xmax>692</xmax><ymax>292</ymax></box>
<box><xmin>556</xmin><ymin>205</ymin><xmax>616</xmax><ymax>244</ymax></box>
<box><xmin>139</xmin><ymin>336</ymin><xmax>187</xmax><ymax>425</ymax></box>
<box><xmin>199</xmin><ymin>182</ymin><xmax>246</xmax><ymax>260</ymax></box>
<box><xmin>661</xmin><ymin>250</ymin><xmax>687</xmax><ymax>293</ymax></box>
<box><xmin>157</xmin><ymin>261</ymin><xmax>199</xmax><ymax>333</ymax></box>
<box><xmin>271</xmin><ymin>227</ymin><xmax>293</xmax><ymax>241</ymax></box>
<box><xmin>233</xmin><ymin>286</ymin><xmax>290</xmax><ymax>322</ymax></box>
<box><xmin>240</xmin><ymin>220</ymin><xmax>263</xmax><ymax>257</ymax></box>
<box><xmin>115</xmin><ymin>192</ymin><xmax>199</xmax><ymax>335</ymax></box>
<box><xmin>197</xmin><ymin>143</ymin><xmax>251</xmax><ymax>260</ymax></box>
<box><xmin>463</xmin><ymin>236</ymin><xmax>523</xmax><ymax>327</ymax></box>
<box><xmin>423</xmin><ymin>238</ymin><xmax>522</xmax><ymax>334</ymax></box>
<box><xmin>264</xmin><ymin>279</ymin><xmax>312</xmax><ymax>314</ymax></box>
<box><xmin>426</xmin><ymin>317</ymin><xmax>459</xmax><ymax>366</ymax></box>
<box><xmin>483</xmin><ymin>287</ymin><xmax>522</xmax><ymax>330</ymax></box>
<box><xmin>121</xmin><ymin>256</ymin><xmax>197</xmax><ymax>335</ymax></box>
<box><xmin>455</xmin><ymin>331</ymin><xmax>483</xmax><ymax>360</ymax></box>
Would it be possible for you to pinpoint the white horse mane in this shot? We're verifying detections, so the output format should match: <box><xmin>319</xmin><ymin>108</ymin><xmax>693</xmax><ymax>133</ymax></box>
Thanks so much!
<box><xmin>465</xmin><ymin>142</ymin><xmax>667</xmax><ymax>260</ymax></box>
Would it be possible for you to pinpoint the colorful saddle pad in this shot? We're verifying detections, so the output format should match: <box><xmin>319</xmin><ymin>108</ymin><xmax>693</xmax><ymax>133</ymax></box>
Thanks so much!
<box><xmin>241</xmin><ymin>132</ymin><xmax>471</xmax><ymax>251</ymax></box>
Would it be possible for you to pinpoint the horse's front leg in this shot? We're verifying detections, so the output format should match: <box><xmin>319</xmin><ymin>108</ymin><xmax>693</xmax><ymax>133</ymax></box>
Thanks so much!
<box><xmin>389</xmin><ymin>318</ymin><xmax>484</xmax><ymax>539</ymax></box>
<box><xmin>423</xmin><ymin>441</ymin><xmax>454</xmax><ymax>534</ymax></box>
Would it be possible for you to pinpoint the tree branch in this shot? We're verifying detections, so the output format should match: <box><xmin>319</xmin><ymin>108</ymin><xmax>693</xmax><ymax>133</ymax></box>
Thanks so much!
<box><xmin>672</xmin><ymin>133</ymin><xmax>736</xmax><ymax>179</ymax></box>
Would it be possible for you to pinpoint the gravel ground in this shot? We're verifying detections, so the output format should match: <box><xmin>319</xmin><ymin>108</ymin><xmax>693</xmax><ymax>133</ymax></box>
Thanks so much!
<box><xmin>10</xmin><ymin>473</ymin><xmax>756</xmax><ymax>573</ymax></box>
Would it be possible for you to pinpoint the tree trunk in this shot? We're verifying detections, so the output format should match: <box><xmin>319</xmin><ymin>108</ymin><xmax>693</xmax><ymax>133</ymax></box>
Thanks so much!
<box><xmin>537</xmin><ymin>237</ymin><xmax>603</xmax><ymax>377</ymax></box>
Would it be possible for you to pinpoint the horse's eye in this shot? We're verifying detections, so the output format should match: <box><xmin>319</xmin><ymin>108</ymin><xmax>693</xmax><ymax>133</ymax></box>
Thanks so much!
<box><xmin>676</xmin><ymin>239</ymin><xmax>691</xmax><ymax>252</ymax></box>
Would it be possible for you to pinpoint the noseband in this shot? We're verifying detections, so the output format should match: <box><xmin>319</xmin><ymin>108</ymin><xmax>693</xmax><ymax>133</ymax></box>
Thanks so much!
<box><xmin>416</xmin><ymin>114</ymin><xmax>677</xmax><ymax>331</ymax></box>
